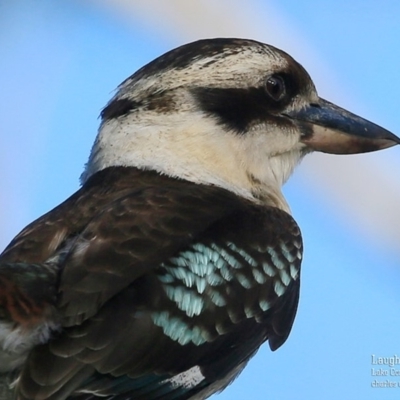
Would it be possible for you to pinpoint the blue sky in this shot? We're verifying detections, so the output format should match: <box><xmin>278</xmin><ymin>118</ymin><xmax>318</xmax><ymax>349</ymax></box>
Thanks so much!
<box><xmin>1</xmin><ymin>1</ymin><xmax>399</xmax><ymax>399</ymax></box>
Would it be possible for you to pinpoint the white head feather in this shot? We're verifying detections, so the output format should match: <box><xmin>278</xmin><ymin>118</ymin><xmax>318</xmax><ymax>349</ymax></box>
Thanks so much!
<box><xmin>81</xmin><ymin>39</ymin><xmax>318</xmax><ymax>213</ymax></box>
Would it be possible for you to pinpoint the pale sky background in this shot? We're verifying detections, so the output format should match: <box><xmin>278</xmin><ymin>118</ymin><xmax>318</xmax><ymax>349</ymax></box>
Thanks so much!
<box><xmin>1</xmin><ymin>1</ymin><xmax>400</xmax><ymax>399</ymax></box>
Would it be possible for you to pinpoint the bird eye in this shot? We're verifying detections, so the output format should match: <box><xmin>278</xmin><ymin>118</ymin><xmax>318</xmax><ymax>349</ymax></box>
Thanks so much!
<box><xmin>265</xmin><ymin>75</ymin><xmax>286</xmax><ymax>102</ymax></box>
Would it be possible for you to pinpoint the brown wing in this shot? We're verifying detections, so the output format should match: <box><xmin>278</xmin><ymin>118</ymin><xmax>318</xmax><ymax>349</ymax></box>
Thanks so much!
<box><xmin>14</xmin><ymin>170</ymin><xmax>302</xmax><ymax>399</ymax></box>
<box><xmin>57</xmin><ymin>180</ymin><xmax>243</xmax><ymax>327</ymax></box>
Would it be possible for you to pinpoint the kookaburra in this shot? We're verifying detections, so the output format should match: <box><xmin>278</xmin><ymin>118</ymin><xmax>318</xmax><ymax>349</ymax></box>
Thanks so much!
<box><xmin>0</xmin><ymin>38</ymin><xmax>399</xmax><ymax>400</ymax></box>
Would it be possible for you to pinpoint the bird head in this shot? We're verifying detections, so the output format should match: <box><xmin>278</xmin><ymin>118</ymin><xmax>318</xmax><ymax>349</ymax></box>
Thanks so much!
<box><xmin>81</xmin><ymin>38</ymin><xmax>399</xmax><ymax>211</ymax></box>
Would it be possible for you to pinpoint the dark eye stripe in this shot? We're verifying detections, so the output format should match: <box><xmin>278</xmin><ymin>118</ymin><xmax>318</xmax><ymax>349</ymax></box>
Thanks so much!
<box><xmin>101</xmin><ymin>98</ymin><xmax>140</xmax><ymax>120</ymax></box>
<box><xmin>192</xmin><ymin>86</ymin><xmax>295</xmax><ymax>134</ymax></box>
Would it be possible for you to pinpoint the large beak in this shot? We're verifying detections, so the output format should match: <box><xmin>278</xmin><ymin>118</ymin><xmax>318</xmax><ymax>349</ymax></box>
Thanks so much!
<box><xmin>286</xmin><ymin>98</ymin><xmax>400</xmax><ymax>154</ymax></box>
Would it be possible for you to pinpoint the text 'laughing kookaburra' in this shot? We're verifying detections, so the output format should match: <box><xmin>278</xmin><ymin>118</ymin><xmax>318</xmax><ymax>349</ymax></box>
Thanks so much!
<box><xmin>0</xmin><ymin>38</ymin><xmax>399</xmax><ymax>400</ymax></box>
